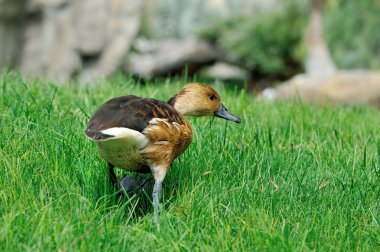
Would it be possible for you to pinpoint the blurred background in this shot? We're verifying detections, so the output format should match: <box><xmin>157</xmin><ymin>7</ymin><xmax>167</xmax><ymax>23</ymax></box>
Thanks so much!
<box><xmin>1</xmin><ymin>0</ymin><xmax>380</xmax><ymax>106</ymax></box>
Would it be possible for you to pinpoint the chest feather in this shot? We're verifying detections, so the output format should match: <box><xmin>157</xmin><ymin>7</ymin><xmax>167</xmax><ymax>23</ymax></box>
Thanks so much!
<box><xmin>142</xmin><ymin>118</ymin><xmax>192</xmax><ymax>167</ymax></box>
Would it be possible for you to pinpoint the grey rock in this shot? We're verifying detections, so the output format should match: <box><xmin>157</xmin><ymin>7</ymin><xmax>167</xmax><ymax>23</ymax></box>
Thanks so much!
<box><xmin>128</xmin><ymin>38</ymin><xmax>216</xmax><ymax>78</ymax></box>
<box><xmin>75</xmin><ymin>0</ymin><xmax>107</xmax><ymax>55</ymax></box>
<box><xmin>79</xmin><ymin>0</ymin><xmax>144</xmax><ymax>83</ymax></box>
<box><xmin>305</xmin><ymin>0</ymin><xmax>336</xmax><ymax>78</ymax></box>
<box><xmin>0</xmin><ymin>0</ymin><xmax>144</xmax><ymax>82</ymax></box>
<box><xmin>201</xmin><ymin>62</ymin><xmax>250</xmax><ymax>81</ymax></box>
<box><xmin>262</xmin><ymin>71</ymin><xmax>380</xmax><ymax>108</ymax></box>
<box><xmin>20</xmin><ymin>1</ymin><xmax>80</xmax><ymax>82</ymax></box>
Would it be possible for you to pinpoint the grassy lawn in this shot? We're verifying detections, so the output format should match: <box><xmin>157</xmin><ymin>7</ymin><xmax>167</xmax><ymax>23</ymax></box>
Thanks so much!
<box><xmin>0</xmin><ymin>72</ymin><xmax>379</xmax><ymax>251</ymax></box>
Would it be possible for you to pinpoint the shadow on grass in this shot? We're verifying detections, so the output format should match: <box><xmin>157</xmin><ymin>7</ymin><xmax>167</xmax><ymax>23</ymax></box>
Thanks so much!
<box><xmin>92</xmin><ymin>170</ymin><xmax>183</xmax><ymax>224</ymax></box>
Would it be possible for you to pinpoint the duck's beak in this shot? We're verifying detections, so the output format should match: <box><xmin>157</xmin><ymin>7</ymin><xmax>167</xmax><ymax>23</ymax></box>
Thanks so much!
<box><xmin>214</xmin><ymin>104</ymin><xmax>241</xmax><ymax>123</ymax></box>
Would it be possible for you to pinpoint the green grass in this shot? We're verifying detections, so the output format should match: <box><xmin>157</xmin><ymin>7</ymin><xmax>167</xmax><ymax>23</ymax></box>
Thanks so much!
<box><xmin>0</xmin><ymin>72</ymin><xmax>379</xmax><ymax>251</ymax></box>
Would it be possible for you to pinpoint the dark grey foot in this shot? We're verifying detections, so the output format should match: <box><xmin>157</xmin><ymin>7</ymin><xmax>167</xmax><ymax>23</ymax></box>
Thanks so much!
<box><xmin>119</xmin><ymin>175</ymin><xmax>154</xmax><ymax>197</ymax></box>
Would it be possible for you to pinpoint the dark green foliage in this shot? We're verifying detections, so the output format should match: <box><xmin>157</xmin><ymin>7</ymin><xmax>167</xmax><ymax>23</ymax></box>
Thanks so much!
<box><xmin>325</xmin><ymin>0</ymin><xmax>380</xmax><ymax>69</ymax></box>
<box><xmin>199</xmin><ymin>2</ymin><xmax>307</xmax><ymax>79</ymax></box>
<box><xmin>200</xmin><ymin>0</ymin><xmax>380</xmax><ymax>79</ymax></box>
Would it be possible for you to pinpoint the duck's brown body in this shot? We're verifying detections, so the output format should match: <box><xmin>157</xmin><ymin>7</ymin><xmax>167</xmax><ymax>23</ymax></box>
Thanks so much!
<box><xmin>85</xmin><ymin>83</ymin><xmax>240</xmax><ymax>224</ymax></box>
<box><xmin>86</xmin><ymin>96</ymin><xmax>192</xmax><ymax>177</ymax></box>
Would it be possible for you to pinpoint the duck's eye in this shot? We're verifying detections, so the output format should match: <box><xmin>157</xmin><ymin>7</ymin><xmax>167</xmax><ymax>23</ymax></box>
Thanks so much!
<box><xmin>209</xmin><ymin>95</ymin><xmax>216</xmax><ymax>101</ymax></box>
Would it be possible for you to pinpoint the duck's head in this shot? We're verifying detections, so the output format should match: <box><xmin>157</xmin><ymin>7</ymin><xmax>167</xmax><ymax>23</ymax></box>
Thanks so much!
<box><xmin>168</xmin><ymin>83</ymin><xmax>241</xmax><ymax>123</ymax></box>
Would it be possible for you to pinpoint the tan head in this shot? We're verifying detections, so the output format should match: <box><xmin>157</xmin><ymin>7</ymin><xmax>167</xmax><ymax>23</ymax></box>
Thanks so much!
<box><xmin>168</xmin><ymin>83</ymin><xmax>241</xmax><ymax>123</ymax></box>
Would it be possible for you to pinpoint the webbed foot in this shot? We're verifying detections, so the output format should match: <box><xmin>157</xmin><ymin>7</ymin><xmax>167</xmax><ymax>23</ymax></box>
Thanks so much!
<box><xmin>118</xmin><ymin>175</ymin><xmax>154</xmax><ymax>197</ymax></box>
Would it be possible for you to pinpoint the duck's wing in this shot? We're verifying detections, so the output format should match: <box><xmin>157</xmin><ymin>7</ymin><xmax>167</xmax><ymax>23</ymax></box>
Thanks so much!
<box><xmin>85</xmin><ymin>96</ymin><xmax>185</xmax><ymax>141</ymax></box>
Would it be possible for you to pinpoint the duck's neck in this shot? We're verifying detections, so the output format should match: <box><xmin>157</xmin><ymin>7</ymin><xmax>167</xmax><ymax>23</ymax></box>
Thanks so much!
<box><xmin>168</xmin><ymin>92</ymin><xmax>190</xmax><ymax>115</ymax></box>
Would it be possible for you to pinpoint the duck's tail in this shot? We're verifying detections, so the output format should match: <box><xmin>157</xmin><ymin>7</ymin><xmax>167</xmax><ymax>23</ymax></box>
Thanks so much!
<box><xmin>85</xmin><ymin>129</ymin><xmax>114</xmax><ymax>141</ymax></box>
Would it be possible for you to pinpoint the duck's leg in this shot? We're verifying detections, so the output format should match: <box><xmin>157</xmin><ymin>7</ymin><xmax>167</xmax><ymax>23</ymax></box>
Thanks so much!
<box><xmin>152</xmin><ymin>179</ymin><xmax>163</xmax><ymax>224</ymax></box>
<box><xmin>151</xmin><ymin>166</ymin><xmax>167</xmax><ymax>224</ymax></box>
<box><xmin>108</xmin><ymin>163</ymin><xmax>117</xmax><ymax>187</ymax></box>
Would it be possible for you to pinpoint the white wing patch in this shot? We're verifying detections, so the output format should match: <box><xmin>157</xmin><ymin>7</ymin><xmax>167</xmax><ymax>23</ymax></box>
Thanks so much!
<box><xmin>98</xmin><ymin>127</ymin><xmax>149</xmax><ymax>148</ymax></box>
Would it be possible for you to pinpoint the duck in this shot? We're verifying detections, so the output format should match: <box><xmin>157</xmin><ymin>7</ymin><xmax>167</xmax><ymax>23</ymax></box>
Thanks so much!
<box><xmin>85</xmin><ymin>83</ymin><xmax>241</xmax><ymax>224</ymax></box>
